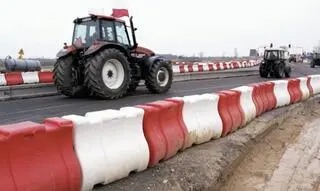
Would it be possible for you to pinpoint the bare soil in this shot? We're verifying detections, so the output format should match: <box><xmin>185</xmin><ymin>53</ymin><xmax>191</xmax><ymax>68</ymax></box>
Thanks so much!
<box><xmin>219</xmin><ymin>106</ymin><xmax>320</xmax><ymax>191</ymax></box>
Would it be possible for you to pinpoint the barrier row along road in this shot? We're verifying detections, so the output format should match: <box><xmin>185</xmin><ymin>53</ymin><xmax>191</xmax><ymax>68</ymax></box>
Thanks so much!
<box><xmin>0</xmin><ymin>60</ymin><xmax>259</xmax><ymax>86</ymax></box>
<box><xmin>1</xmin><ymin>73</ymin><xmax>319</xmax><ymax>191</ymax></box>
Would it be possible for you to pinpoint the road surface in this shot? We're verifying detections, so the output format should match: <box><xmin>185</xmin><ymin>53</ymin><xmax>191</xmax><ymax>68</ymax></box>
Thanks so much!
<box><xmin>0</xmin><ymin>62</ymin><xmax>319</xmax><ymax>124</ymax></box>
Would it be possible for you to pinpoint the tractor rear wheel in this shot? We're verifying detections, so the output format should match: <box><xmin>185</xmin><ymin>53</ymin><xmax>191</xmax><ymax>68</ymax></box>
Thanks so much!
<box><xmin>259</xmin><ymin>64</ymin><xmax>268</xmax><ymax>78</ymax></box>
<box><xmin>274</xmin><ymin>63</ymin><xmax>285</xmax><ymax>78</ymax></box>
<box><xmin>285</xmin><ymin>66</ymin><xmax>291</xmax><ymax>78</ymax></box>
<box><xmin>145</xmin><ymin>60</ymin><xmax>173</xmax><ymax>93</ymax></box>
<box><xmin>85</xmin><ymin>48</ymin><xmax>131</xmax><ymax>99</ymax></box>
<box><xmin>53</xmin><ymin>55</ymin><xmax>88</xmax><ymax>97</ymax></box>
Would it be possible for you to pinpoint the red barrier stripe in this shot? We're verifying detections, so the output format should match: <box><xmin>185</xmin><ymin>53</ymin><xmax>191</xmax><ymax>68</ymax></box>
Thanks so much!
<box><xmin>198</xmin><ymin>65</ymin><xmax>204</xmax><ymax>72</ymax></box>
<box><xmin>208</xmin><ymin>64</ymin><xmax>214</xmax><ymax>71</ymax></box>
<box><xmin>179</xmin><ymin>65</ymin><xmax>185</xmax><ymax>73</ymax></box>
<box><xmin>263</xmin><ymin>82</ymin><xmax>277</xmax><ymax>111</ymax></box>
<box><xmin>4</xmin><ymin>72</ymin><xmax>23</xmax><ymax>85</ymax></box>
<box><xmin>187</xmin><ymin>64</ymin><xmax>193</xmax><ymax>72</ymax></box>
<box><xmin>215</xmin><ymin>62</ymin><xmax>221</xmax><ymax>71</ymax></box>
<box><xmin>288</xmin><ymin>79</ymin><xmax>302</xmax><ymax>104</ymax></box>
<box><xmin>0</xmin><ymin>118</ymin><xmax>81</xmax><ymax>191</ymax></box>
<box><xmin>218</xmin><ymin>90</ymin><xmax>244</xmax><ymax>136</ymax></box>
<box><xmin>38</xmin><ymin>71</ymin><xmax>53</xmax><ymax>83</ymax></box>
<box><xmin>249</xmin><ymin>83</ymin><xmax>265</xmax><ymax>116</ymax></box>
<box><xmin>137</xmin><ymin>99</ymin><xmax>187</xmax><ymax>166</ymax></box>
<box><xmin>307</xmin><ymin>76</ymin><xmax>314</xmax><ymax>96</ymax></box>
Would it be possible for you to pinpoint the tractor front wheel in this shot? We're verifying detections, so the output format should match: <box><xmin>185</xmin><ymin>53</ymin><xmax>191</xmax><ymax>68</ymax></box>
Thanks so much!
<box><xmin>85</xmin><ymin>48</ymin><xmax>131</xmax><ymax>99</ymax></box>
<box><xmin>311</xmin><ymin>61</ymin><xmax>315</xmax><ymax>68</ymax></box>
<box><xmin>145</xmin><ymin>60</ymin><xmax>173</xmax><ymax>93</ymax></box>
<box><xmin>53</xmin><ymin>55</ymin><xmax>88</xmax><ymax>97</ymax></box>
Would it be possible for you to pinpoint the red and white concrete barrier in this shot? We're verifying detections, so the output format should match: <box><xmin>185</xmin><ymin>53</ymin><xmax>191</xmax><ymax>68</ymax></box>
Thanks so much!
<box><xmin>3</xmin><ymin>74</ymin><xmax>320</xmax><ymax>191</ymax></box>
<box><xmin>0</xmin><ymin>71</ymin><xmax>53</xmax><ymax>86</ymax></box>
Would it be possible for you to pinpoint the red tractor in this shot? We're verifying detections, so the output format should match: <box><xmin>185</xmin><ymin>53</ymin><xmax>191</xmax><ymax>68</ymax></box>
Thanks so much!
<box><xmin>53</xmin><ymin>12</ymin><xmax>173</xmax><ymax>99</ymax></box>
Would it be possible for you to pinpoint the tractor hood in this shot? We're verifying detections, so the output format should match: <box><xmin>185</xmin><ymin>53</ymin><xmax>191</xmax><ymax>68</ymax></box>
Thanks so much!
<box><xmin>132</xmin><ymin>46</ymin><xmax>155</xmax><ymax>56</ymax></box>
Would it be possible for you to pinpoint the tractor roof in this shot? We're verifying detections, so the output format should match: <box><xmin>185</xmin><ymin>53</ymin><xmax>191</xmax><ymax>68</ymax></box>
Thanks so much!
<box><xmin>89</xmin><ymin>14</ymin><xmax>126</xmax><ymax>23</ymax></box>
<box><xmin>265</xmin><ymin>48</ymin><xmax>287</xmax><ymax>52</ymax></box>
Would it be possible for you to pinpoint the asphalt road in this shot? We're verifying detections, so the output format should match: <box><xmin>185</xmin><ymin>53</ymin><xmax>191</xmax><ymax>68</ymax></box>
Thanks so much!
<box><xmin>0</xmin><ymin>62</ymin><xmax>319</xmax><ymax>125</ymax></box>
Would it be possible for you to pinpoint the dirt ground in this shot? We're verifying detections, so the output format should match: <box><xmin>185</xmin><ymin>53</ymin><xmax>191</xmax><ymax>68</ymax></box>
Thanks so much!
<box><xmin>219</xmin><ymin>105</ymin><xmax>320</xmax><ymax>191</ymax></box>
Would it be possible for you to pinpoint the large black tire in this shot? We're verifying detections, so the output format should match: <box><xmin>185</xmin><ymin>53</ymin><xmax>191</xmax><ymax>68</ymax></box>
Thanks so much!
<box><xmin>311</xmin><ymin>61</ymin><xmax>315</xmax><ymax>68</ymax></box>
<box><xmin>274</xmin><ymin>63</ymin><xmax>285</xmax><ymax>78</ymax></box>
<box><xmin>259</xmin><ymin>64</ymin><xmax>268</xmax><ymax>78</ymax></box>
<box><xmin>285</xmin><ymin>66</ymin><xmax>291</xmax><ymax>78</ymax></box>
<box><xmin>127</xmin><ymin>64</ymin><xmax>141</xmax><ymax>93</ymax></box>
<box><xmin>145</xmin><ymin>60</ymin><xmax>173</xmax><ymax>94</ymax></box>
<box><xmin>84</xmin><ymin>48</ymin><xmax>131</xmax><ymax>99</ymax></box>
<box><xmin>53</xmin><ymin>55</ymin><xmax>88</xmax><ymax>97</ymax></box>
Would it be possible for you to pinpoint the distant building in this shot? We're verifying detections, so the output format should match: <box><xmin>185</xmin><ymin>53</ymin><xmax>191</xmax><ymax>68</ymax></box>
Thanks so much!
<box><xmin>249</xmin><ymin>49</ymin><xmax>258</xmax><ymax>57</ymax></box>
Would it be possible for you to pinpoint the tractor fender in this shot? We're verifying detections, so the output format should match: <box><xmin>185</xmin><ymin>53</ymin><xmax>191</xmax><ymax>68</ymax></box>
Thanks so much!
<box><xmin>144</xmin><ymin>56</ymin><xmax>171</xmax><ymax>71</ymax></box>
<box><xmin>84</xmin><ymin>42</ymin><xmax>130</xmax><ymax>57</ymax></box>
<box><xmin>141</xmin><ymin>56</ymin><xmax>172</xmax><ymax>79</ymax></box>
<box><xmin>56</xmin><ymin>46</ymin><xmax>76</xmax><ymax>58</ymax></box>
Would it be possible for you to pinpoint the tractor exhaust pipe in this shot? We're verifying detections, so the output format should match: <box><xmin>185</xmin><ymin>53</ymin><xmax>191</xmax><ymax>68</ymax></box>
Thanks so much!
<box><xmin>130</xmin><ymin>16</ymin><xmax>138</xmax><ymax>49</ymax></box>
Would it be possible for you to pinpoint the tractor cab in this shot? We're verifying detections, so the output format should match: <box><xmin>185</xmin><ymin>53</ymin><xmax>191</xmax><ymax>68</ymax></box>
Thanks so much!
<box><xmin>259</xmin><ymin>47</ymin><xmax>291</xmax><ymax>78</ymax></box>
<box><xmin>313</xmin><ymin>52</ymin><xmax>320</xmax><ymax>59</ymax></box>
<box><xmin>72</xmin><ymin>14</ymin><xmax>136</xmax><ymax>50</ymax></box>
<box><xmin>263</xmin><ymin>48</ymin><xmax>289</xmax><ymax>61</ymax></box>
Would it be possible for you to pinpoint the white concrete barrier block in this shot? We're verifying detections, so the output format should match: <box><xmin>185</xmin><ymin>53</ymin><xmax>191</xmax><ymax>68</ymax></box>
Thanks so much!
<box><xmin>219</xmin><ymin>62</ymin><xmax>224</xmax><ymax>70</ymax></box>
<box><xmin>203</xmin><ymin>64</ymin><xmax>209</xmax><ymax>72</ymax></box>
<box><xmin>21</xmin><ymin>72</ymin><xmax>39</xmax><ymax>84</ymax></box>
<box><xmin>213</xmin><ymin>64</ymin><xmax>218</xmax><ymax>70</ymax></box>
<box><xmin>272</xmin><ymin>80</ymin><xmax>290</xmax><ymax>107</ymax></box>
<box><xmin>232</xmin><ymin>86</ymin><xmax>256</xmax><ymax>124</ymax></box>
<box><xmin>192</xmin><ymin>64</ymin><xmax>199</xmax><ymax>72</ymax></box>
<box><xmin>225</xmin><ymin>62</ymin><xmax>231</xmax><ymax>69</ymax></box>
<box><xmin>172</xmin><ymin>65</ymin><xmax>180</xmax><ymax>73</ymax></box>
<box><xmin>62</xmin><ymin>114</ymin><xmax>107</xmax><ymax>191</ymax></box>
<box><xmin>85</xmin><ymin>107</ymin><xmax>149</xmax><ymax>185</ymax></box>
<box><xmin>0</xmin><ymin>74</ymin><xmax>7</xmax><ymax>86</ymax></box>
<box><xmin>309</xmin><ymin>75</ymin><xmax>320</xmax><ymax>95</ymax></box>
<box><xmin>297</xmin><ymin>77</ymin><xmax>310</xmax><ymax>100</ymax></box>
<box><xmin>176</xmin><ymin>93</ymin><xmax>223</xmax><ymax>148</ymax></box>
<box><xmin>184</xmin><ymin>65</ymin><xmax>189</xmax><ymax>73</ymax></box>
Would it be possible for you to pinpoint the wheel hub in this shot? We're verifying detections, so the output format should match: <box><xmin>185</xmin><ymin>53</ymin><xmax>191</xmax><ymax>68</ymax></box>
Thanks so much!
<box><xmin>107</xmin><ymin>70</ymin><xmax>113</xmax><ymax>78</ymax></box>
<box><xmin>102</xmin><ymin>59</ymin><xmax>125</xmax><ymax>90</ymax></box>
<box><xmin>158</xmin><ymin>71</ymin><xmax>165</xmax><ymax>82</ymax></box>
<box><xmin>156</xmin><ymin>67</ymin><xmax>169</xmax><ymax>87</ymax></box>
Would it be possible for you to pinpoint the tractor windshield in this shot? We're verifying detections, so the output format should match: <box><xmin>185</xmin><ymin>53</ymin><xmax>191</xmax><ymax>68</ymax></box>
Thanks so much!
<box><xmin>100</xmin><ymin>20</ymin><xmax>131</xmax><ymax>46</ymax></box>
<box><xmin>73</xmin><ymin>19</ymin><xmax>99</xmax><ymax>47</ymax></box>
<box><xmin>264</xmin><ymin>50</ymin><xmax>279</xmax><ymax>60</ymax></box>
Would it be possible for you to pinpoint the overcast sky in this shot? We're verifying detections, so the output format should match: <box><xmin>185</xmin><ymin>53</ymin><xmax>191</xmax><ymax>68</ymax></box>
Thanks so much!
<box><xmin>1</xmin><ymin>0</ymin><xmax>319</xmax><ymax>58</ymax></box>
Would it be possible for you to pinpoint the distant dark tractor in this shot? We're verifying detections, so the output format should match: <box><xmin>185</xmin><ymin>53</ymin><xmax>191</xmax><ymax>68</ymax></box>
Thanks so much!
<box><xmin>53</xmin><ymin>11</ymin><xmax>173</xmax><ymax>99</ymax></box>
<box><xmin>259</xmin><ymin>48</ymin><xmax>291</xmax><ymax>78</ymax></box>
<box><xmin>310</xmin><ymin>53</ymin><xmax>320</xmax><ymax>68</ymax></box>
<box><xmin>288</xmin><ymin>55</ymin><xmax>297</xmax><ymax>63</ymax></box>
